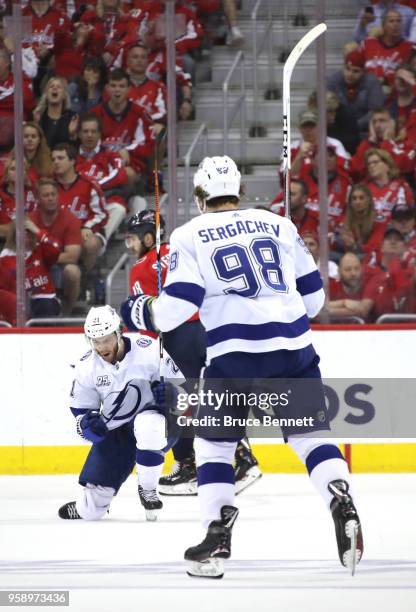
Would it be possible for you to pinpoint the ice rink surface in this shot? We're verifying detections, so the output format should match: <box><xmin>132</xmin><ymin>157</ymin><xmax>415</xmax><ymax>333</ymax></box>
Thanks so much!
<box><xmin>1</xmin><ymin>473</ymin><xmax>415</xmax><ymax>612</ymax></box>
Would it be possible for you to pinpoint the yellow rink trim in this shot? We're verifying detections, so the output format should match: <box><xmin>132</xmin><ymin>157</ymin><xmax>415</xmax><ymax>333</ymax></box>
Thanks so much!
<box><xmin>0</xmin><ymin>443</ymin><xmax>415</xmax><ymax>475</ymax></box>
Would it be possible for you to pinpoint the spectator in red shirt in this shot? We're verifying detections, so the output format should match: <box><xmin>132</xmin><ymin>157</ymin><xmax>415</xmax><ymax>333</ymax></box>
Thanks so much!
<box><xmin>125</xmin><ymin>44</ymin><xmax>167</xmax><ymax>130</ymax></box>
<box><xmin>0</xmin><ymin>48</ymin><xmax>35</xmax><ymax>151</ymax></box>
<box><xmin>301</xmin><ymin>229</ymin><xmax>339</xmax><ymax>280</ymax></box>
<box><xmin>91</xmin><ymin>68</ymin><xmax>156</xmax><ymax>183</ymax></box>
<box><xmin>53</xmin><ymin>21</ymin><xmax>105</xmax><ymax>80</ymax></box>
<box><xmin>76</xmin><ymin>113</ymin><xmax>129</xmax><ymax>239</ymax></box>
<box><xmin>0</xmin><ymin>157</ymin><xmax>38</xmax><ymax>233</ymax></box>
<box><xmin>333</xmin><ymin>183</ymin><xmax>387</xmax><ymax>257</ymax></box>
<box><xmin>23</xmin><ymin>122</ymin><xmax>54</xmax><ymax>184</ymax></box>
<box><xmin>300</xmin><ymin>145</ymin><xmax>352</xmax><ymax>232</ymax></box>
<box><xmin>34</xmin><ymin>76</ymin><xmax>79</xmax><ymax>149</ymax></box>
<box><xmin>388</xmin><ymin>64</ymin><xmax>416</xmax><ymax>133</ymax></box>
<box><xmin>0</xmin><ymin>252</ymin><xmax>16</xmax><ymax>326</ymax></box>
<box><xmin>281</xmin><ymin>110</ymin><xmax>350</xmax><ymax>185</ymax></box>
<box><xmin>328</xmin><ymin>252</ymin><xmax>374</xmax><ymax>320</ymax></box>
<box><xmin>79</xmin><ymin>0</ymin><xmax>139</xmax><ymax>69</ymax></box>
<box><xmin>361</xmin><ymin>9</ymin><xmax>414</xmax><ymax>91</ymax></box>
<box><xmin>364</xmin><ymin>228</ymin><xmax>415</xmax><ymax>319</ymax></box>
<box><xmin>364</xmin><ymin>148</ymin><xmax>414</xmax><ymax>219</ymax></box>
<box><xmin>0</xmin><ymin>217</ymin><xmax>61</xmax><ymax>318</ymax></box>
<box><xmin>52</xmin><ymin>142</ymin><xmax>108</xmax><ymax>272</ymax></box>
<box><xmin>390</xmin><ymin>204</ymin><xmax>416</xmax><ymax>252</ymax></box>
<box><xmin>30</xmin><ymin>177</ymin><xmax>82</xmax><ymax>315</ymax></box>
<box><xmin>270</xmin><ymin>178</ymin><xmax>320</xmax><ymax>235</ymax></box>
<box><xmin>350</xmin><ymin>107</ymin><xmax>415</xmax><ymax>181</ymax></box>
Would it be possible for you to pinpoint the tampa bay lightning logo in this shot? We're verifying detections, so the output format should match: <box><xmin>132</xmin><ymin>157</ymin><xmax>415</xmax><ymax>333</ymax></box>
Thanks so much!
<box><xmin>105</xmin><ymin>380</ymin><xmax>143</xmax><ymax>422</ymax></box>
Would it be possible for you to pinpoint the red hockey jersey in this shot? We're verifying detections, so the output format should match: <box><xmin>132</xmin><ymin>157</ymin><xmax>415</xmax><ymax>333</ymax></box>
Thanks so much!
<box><xmin>23</xmin><ymin>3</ymin><xmax>72</xmax><ymax>56</ymax></box>
<box><xmin>361</xmin><ymin>37</ymin><xmax>414</xmax><ymax>87</ymax></box>
<box><xmin>91</xmin><ymin>101</ymin><xmax>155</xmax><ymax>173</ymax></box>
<box><xmin>0</xmin><ymin>231</ymin><xmax>61</xmax><ymax>298</ymax></box>
<box><xmin>128</xmin><ymin>79</ymin><xmax>167</xmax><ymax>123</ymax></box>
<box><xmin>56</xmin><ymin>174</ymin><xmax>108</xmax><ymax>233</ymax></box>
<box><xmin>364</xmin><ymin>178</ymin><xmax>414</xmax><ymax>220</ymax></box>
<box><xmin>0</xmin><ymin>74</ymin><xmax>35</xmax><ymax>119</ymax></box>
<box><xmin>76</xmin><ymin>145</ymin><xmax>129</xmax><ymax>191</ymax></box>
<box><xmin>0</xmin><ymin>186</ymin><xmax>38</xmax><ymax>222</ymax></box>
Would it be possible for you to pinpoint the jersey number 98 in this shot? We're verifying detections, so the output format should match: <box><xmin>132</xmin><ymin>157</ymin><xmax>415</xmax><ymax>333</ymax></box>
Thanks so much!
<box><xmin>212</xmin><ymin>238</ymin><xmax>288</xmax><ymax>298</ymax></box>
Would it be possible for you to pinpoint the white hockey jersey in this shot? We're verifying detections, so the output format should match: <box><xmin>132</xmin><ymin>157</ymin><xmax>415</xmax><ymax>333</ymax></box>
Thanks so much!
<box><xmin>152</xmin><ymin>208</ymin><xmax>325</xmax><ymax>360</ymax></box>
<box><xmin>69</xmin><ymin>336</ymin><xmax>183</xmax><ymax>430</ymax></box>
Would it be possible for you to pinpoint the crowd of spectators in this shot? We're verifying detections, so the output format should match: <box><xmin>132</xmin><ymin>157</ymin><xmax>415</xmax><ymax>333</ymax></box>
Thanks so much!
<box><xmin>2</xmin><ymin>0</ymin><xmax>416</xmax><ymax>326</ymax></box>
<box><xmin>0</xmin><ymin>0</ymin><xmax>244</xmax><ymax>325</ymax></box>
<box><xmin>273</xmin><ymin>0</ymin><xmax>416</xmax><ymax>322</ymax></box>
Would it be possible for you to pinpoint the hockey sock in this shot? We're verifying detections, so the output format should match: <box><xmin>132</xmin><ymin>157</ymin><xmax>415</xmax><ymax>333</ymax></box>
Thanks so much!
<box><xmin>195</xmin><ymin>438</ymin><xmax>237</xmax><ymax>529</ymax></box>
<box><xmin>136</xmin><ymin>449</ymin><xmax>164</xmax><ymax>490</ymax></box>
<box><xmin>76</xmin><ymin>484</ymin><xmax>115</xmax><ymax>520</ymax></box>
<box><xmin>172</xmin><ymin>436</ymin><xmax>195</xmax><ymax>462</ymax></box>
<box><xmin>288</xmin><ymin>437</ymin><xmax>354</xmax><ymax>509</ymax></box>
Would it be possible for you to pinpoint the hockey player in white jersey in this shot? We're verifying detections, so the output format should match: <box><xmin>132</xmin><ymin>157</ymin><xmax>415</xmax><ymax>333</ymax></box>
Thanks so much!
<box><xmin>58</xmin><ymin>305</ymin><xmax>183</xmax><ymax>522</ymax></box>
<box><xmin>121</xmin><ymin>156</ymin><xmax>363</xmax><ymax>577</ymax></box>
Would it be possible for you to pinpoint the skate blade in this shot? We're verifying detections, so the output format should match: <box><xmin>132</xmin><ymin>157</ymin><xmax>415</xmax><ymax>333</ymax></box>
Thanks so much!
<box><xmin>159</xmin><ymin>482</ymin><xmax>197</xmax><ymax>496</ymax></box>
<box><xmin>235</xmin><ymin>467</ymin><xmax>262</xmax><ymax>496</ymax></box>
<box><xmin>145</xmin><ymin>509</ymin><xmax>161</xmax><ymax>522</ymax></box>
<box><xmin>186</xmin><ymin>558</ymin><xmax>224</xmax><ymax>579</ymax></box>
<box><xmin>343</xmin><ymin>520</ymin><xmax>362</xmax><ymax>576</ymax></box>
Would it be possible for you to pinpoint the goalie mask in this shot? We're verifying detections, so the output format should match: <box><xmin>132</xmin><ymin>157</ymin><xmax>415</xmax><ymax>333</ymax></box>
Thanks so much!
<box><xmin>193</xmin><ymin>155</ymin><xmax>241</xmax><ymax>213</ymax></box>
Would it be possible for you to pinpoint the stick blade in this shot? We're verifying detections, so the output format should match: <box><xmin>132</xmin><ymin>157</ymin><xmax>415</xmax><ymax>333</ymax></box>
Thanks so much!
<box><xmin>283</xmin><ymin>23</ymin><xmax>327</xmax><ymax>78</ymax></box>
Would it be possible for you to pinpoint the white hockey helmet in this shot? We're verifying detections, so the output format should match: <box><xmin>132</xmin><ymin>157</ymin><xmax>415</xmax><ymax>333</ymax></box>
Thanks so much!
<box><xmin>193</xmin><ymin>155</ymin><xmax>241</xmax><ymax>213</ymax></box>
<box><xmin>84</xmin><ymin>305</ymin><xmax>121</xmax><ymax>341</ymax></box>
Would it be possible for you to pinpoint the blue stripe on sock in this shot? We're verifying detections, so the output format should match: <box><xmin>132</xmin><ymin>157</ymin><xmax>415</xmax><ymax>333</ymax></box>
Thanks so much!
<box><xmin>305</xmin><ymin>444</ymin><xmax>344</xmax><ymax>475</ymax></box>
<box><xmin>197</xmin><ymin>462</ymin><xmax>235</xmax><ymax>486</ymax></box>
<box><xmin>136</xmin><ymin>449</ymin><xmax>164</xmax><ymax>467</ymax></box>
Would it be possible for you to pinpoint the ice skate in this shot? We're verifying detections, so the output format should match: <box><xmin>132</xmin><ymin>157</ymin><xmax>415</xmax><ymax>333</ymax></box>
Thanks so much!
<box><xmin>58</xmin><ymin>501</ymin><xmax>82</xmax><ymax>520</ymax></box>
<box><xmin>159</xmin><ymin>454</ymin><xmax>197</xmax><ymax>496</ymax></box>
<box><xmin>185</xmin><ymin>505</ymin><xmax>239</xmax><ymax>578</ymax></box>
<box><xmin>234</xmin><ymin>438</ymin><xmax>262</xmax><ymax>495</ymax></box>
<box><xmin>138</xmin><ymin>486</ymin><xmax>163</xmax><ymax>521</ymax></box>
<box><xmin>328</xmin><ymin>480</ymin><xmax>363</xmax><ymax>575</ymax></box>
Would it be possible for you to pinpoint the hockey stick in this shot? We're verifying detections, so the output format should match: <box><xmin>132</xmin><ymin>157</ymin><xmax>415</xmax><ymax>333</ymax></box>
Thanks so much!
<box><xmin>282</xmin><ymin>23</ymin><xmax>327</xmax><ymax>219</ymax></box>
<box><xmin>153</xmin><ymin>127</ymin><xmax>167</xmax><ymax>381</ymax></box>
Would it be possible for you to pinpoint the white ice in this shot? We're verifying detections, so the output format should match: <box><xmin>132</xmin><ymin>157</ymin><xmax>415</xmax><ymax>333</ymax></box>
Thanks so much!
<box><xmin>1</xmin><ymin>474</ymin><xmax>415</xmax><ymax>612</ymax></box>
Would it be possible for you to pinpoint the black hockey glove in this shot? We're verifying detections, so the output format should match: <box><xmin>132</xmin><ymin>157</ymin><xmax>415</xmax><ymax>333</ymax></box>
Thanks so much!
<box><xmin>151</xmin><ymin>381</ymin><xmax>180</xmax><ymax>415</ymax></box>
<box><xmin>77</xmin><ymin>411</ymin><xmax>108</xmax><ymax>444</ymax></box>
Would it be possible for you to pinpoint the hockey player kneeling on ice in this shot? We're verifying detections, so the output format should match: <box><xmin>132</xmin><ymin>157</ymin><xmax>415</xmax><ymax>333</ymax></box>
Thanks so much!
<box><xmin>121</xmin><ymin>155</ymin><xmax>363</xmax><ymax>578</ymax></box>
<box><xmin>58</xmin><ymin>305</ymin><xmax>183</xmax><ymax>522</ymax></box>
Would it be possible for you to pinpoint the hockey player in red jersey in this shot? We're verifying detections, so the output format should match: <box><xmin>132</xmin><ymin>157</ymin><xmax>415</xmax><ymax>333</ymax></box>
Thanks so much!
<box><xmin>76</xmin><ymin>113</ymin><xmax>130</xmax><ymax>239</ymax></box>
<box><xmin>125</xmin><ymin>210</ymin><xmax>262</xmax><ymax>496</ymax></box>
<box><xmin>51</xmin><ymin>143</ymin><xmax>108</xmax><ymax>272</ymax></box>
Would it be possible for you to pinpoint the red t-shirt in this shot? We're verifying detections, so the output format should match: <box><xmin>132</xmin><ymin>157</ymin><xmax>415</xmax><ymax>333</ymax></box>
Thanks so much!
<box><xmin>30</xmin><ymin>208</ymin><xmax>82</xmax><ymax>249</ymax></box>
